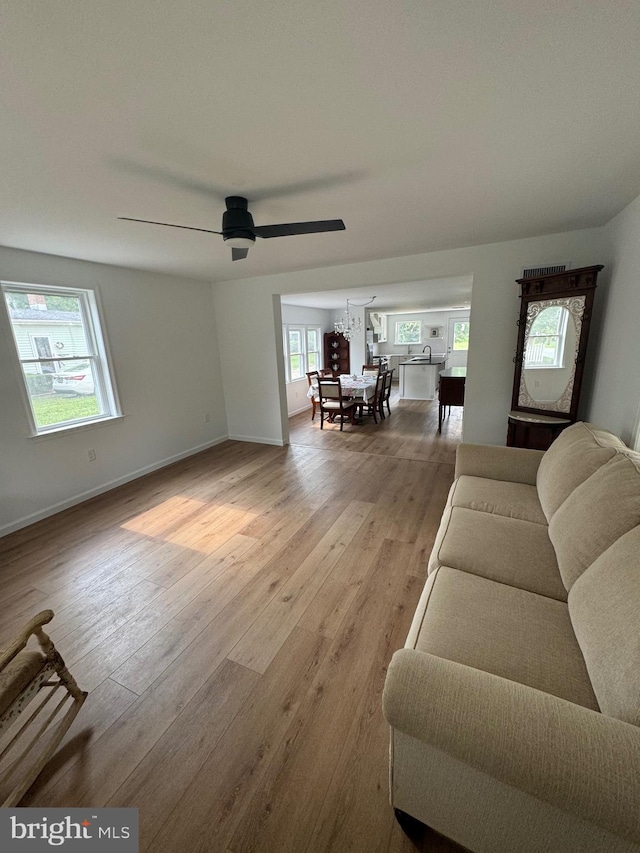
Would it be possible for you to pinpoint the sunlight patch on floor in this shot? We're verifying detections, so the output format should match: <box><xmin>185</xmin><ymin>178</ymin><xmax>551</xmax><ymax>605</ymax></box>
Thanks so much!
<box><xmin>121</xmin><ymin>496</ymin><xmax>208</xmax><ymax>537</ymax></box>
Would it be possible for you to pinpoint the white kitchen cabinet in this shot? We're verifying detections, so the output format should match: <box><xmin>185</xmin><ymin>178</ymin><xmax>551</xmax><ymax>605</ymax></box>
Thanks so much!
<box><xmin>370</xmin><ymin>312</ymin><xmax>387</xmax><ymax>342</ymax></box>
<box><xmin>386</xmin><ymin>355</ymin><xmax>400</xmax><ymax>378</ymax></box>
<box><xmin>399</xmin><ymin>362</ymin><xmax>444</xmax><ymax>400</ymax></box>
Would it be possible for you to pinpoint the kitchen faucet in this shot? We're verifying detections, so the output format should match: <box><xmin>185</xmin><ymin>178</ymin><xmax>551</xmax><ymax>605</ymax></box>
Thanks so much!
<box><xmin>422</xmin><ymin>345</ymin><xmax>432</xmax><ymax>361</ymax></box>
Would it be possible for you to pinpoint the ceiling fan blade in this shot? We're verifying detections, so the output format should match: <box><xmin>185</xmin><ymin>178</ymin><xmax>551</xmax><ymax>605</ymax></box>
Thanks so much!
<box><xmin>231</xmin><ymin>247</ymin><xmax>249</xmax><ymax>261</ymax></box>
<box><xmin>251</xmin><ymin>219</ymin><xmax>345</xmax><ymax>239</ymax></box>
<box><xmin>118</xmin><ymin>217</ymin><xmax>222</xmax><ymax>235</ymax></box>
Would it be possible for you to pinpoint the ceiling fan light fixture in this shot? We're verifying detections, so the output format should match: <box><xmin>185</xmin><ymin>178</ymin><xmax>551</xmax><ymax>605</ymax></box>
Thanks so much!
<box><xmin>224</xmin><ymin>235</ymin><xmax>255</xmax><ymax>250</ymax></box>
<box><xmin>120</xmin><ymin>196</ymin><xmax>344</xmax><ymax>264</ymax></box>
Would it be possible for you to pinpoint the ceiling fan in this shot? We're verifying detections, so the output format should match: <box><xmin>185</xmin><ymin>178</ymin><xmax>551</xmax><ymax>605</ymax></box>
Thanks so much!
<box><xmin>119</xmin><ymin>196</ymin><xmax>345</xmax><ymax>261</ymax></box>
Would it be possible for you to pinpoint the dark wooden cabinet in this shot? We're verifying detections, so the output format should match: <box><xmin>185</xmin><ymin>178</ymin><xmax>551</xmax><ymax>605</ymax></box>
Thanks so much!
<box><xmin>507</xmin><ymin>265</ymin><xmax>603</xmax><ymax>450</ymax></box>
<box><xmin>507</xmin><ymin>413</ymin><xmax>571</xmax><ymax>450</ymax></box>
<box><xmin>438</xmin><ymin>367</ymin><xmax>466</xmax><ymax>433</ymax></box>
<box><xmin>324</xmin><ymin>332</ymin><xmax>350</xmax><ymax>375</ymax></box>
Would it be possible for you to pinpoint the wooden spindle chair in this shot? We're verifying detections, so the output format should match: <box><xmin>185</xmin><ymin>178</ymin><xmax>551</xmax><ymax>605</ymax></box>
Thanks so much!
<box><xmin>0</xmin><ymin>610</ymin><xmax>87</xmax><ymax>806</ymax></box>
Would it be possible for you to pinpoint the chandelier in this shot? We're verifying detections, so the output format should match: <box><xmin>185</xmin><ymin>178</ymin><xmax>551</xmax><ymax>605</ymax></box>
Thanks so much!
<box><xmin>335</xmin><ymin>296</ymin><xmax>376</xmax><ymax>341</ymax></box>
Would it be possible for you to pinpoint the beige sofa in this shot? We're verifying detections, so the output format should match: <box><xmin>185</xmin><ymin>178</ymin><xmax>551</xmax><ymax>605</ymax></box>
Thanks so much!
<box><xmin>382</xmin><ymin>422</ymin><xmax>640</xmax><ymax>853</ymax></box>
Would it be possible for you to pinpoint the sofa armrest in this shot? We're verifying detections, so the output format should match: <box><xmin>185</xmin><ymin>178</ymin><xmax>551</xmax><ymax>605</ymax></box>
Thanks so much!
<box><xmin>454</xmin><ymin>443</ymin><xmax>544</xmax><ymax>485</ymax></box>
<box><xmin>383</xmin><ymin>649</ymin><xmax>640</xmax><ymax>845</ymax></box>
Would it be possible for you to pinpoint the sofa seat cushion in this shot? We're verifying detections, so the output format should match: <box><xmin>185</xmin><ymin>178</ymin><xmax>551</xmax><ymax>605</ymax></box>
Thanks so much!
<box><xmin>452</xmin><ymin>475</ymin><xmax>546</xmax><ymax>525</ymax></box>
<box><xmin>550</xmin><ymin>450</ymin><xmax>640</xmax><ymax>591</ymax></box>
<box><xmin>537</xmin><ymin>422</ymin><xmax>626</xmax><ymax>521</ymax></box>
<box><xmin>428</xmin><ymin>506</ymin><xmax>566</xmax><ymax>601</ymax></box>
<box><xmin>407</xmin><ymin>567</ymin><xmax>599</xmax><ymax>710</ymax></box>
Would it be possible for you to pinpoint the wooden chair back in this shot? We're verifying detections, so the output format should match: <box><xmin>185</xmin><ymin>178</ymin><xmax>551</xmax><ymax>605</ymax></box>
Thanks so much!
<box><xmin>382</xmin><ymin>369</ymin><xmax>393</xmax><ymax>414</ymax></box>
<box><xmin>362</xmin><ymin>364</ymin><xmax>380</xmax><ymax>376</ymax></box>
<box><xmin>317</xmin><ymin>377</ymin><xmax>343</xmax><ymax>400</ymax></box>
<box><xmin>317</xmin><ymin>377</ymin><xmax>356</xmax><ymax>430</ymax></box>
<box><xmin>373</xmin><ymin>371</ymin><xmax>386</xmax><ymax>402</ymax></box>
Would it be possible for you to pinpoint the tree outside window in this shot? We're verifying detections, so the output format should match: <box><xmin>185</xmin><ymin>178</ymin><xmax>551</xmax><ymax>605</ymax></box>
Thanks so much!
<box><xmin>452</xmin><ymin>321</ymin><xmax>470</xmax><ymax>351</ymax></box>
<box><xmin>288</xmin><ymin>329</ymin><xmax>303</xmax><ymax>380</ymax></box>
<box><xmin>283</xmin><ymin>324</ymin><xmax>322</xmax><ymax>382</ymax></box>
<box><xmin>395</xmin><ymin>320</ymin><xmax>421</xmax><ymax>345</ymax></box>
<box><xmin>306</xmin><ymin>328</ymin><xmax>320</xmax><ymax>372</ymax></box>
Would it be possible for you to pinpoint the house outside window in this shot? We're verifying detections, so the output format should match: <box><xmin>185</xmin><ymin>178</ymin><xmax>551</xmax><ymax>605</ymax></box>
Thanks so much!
<box><xmin>283</xmin><ymin>324</ymin><xmax>322</xmax><ymax>382</ymax></box>
<box><xmin>1</xmin><ymin>282</ymin><xmax>121</xmax><ymax>435</ymax></box>
<box><xmin>395</xmin><ymin>320</ymin><xmax>421</xmax><ymax>345</ymax></box>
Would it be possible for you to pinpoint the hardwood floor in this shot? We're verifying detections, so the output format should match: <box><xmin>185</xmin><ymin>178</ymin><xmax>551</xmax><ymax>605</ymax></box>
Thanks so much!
<box><xmin>0</xmin><ymin>393</ymin><xmax>465</xmax><ymax>852</ymax></box>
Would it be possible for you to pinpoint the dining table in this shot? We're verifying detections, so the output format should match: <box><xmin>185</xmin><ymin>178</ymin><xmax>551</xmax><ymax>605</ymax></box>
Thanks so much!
<box><xmin>307</xmin><ymin>374</ymin><xmax>378</xmax><ymax>404</ymax></box>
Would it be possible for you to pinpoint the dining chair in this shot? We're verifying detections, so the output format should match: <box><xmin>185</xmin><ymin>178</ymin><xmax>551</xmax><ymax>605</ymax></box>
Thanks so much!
<box><xmin>306</xmin><ymin>370</ymin><xmax>320</xmax><ymax>420</ymax></box>
<box><xmin>317</xmin><ymin>378</ymin><xmax>357</xmax><ymax>430</ymax></box>
<box><xmin>382</xmin><ymin>368</ymin><xmax>394</xmax><ymax>416</ymax></box>
<box><xmin>357</xmin><ymin>371</ymin><xmax>386</xmax><ymax>424</ymax></box>
<box><xmin>361</xmin><ymin>364</ymin><xmax>380</xmax><ymax>376</ymax></box>
<box><xmin>0</xmin><ymin>610</ymin><xmax>87</xmax><ymax>806</ymax></box>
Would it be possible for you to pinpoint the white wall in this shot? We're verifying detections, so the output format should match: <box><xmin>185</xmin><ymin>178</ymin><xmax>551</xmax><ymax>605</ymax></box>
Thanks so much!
<box><xmin>3</xmin><ymin>204</ymin><xmax>632</xmax><ymax>536</ymax></box>
<box><xmin>213</xmin><ymin>226</ymin><xmax>607</xmax><ymax>447</ymax></box>
<box><xmin>281</xmin><ymin>303</ymin><xmax>333</xmax><ymax>416</ymax></box>
<box><xmin>372</xmin><ymin>309</ymin><xmax>466</xmax><ymax>361</ymax></box>
<box><xmin>0</xmin><ymin>246</ymin><xmax>227</xmax><ymax>535</ymax></box>
<box><xmin>583</xmin><ymin>193</ymin><xmax>640</xmax><ymax>446</ymax></box>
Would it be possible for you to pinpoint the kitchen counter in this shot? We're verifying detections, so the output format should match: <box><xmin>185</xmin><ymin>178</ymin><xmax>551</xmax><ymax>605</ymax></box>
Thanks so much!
<box><xmin>398</xmin><ymin>359</ymin><xmax>446</xmax><ymax>400</ymax></box>
<box><xmin>398</xmin><ymin>358</ymin><xmax>446</xmax><ymax>367</ymax></box>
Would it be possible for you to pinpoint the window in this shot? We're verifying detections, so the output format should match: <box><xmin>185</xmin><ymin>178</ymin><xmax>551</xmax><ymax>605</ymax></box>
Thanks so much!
<box><xmin>1</xmin><ymin>282</ymin><xmax>120</xmax><ymax>435</ymax></box>
<box><xmin>451</xmin><ymin>320</ymin><xmax>470</xmax><ymax>352</ymax></box>
<box><xmin>283</xmin><ymin>324</ymin><xmax>322</xmax><ymax>382</ymax></box>
<box><xmin>524</xmin><ymin>305</ymin><xmax>568</xmax><ymax>368</ymax></box>
<box><xmin>395</xmin><ymin>320</ymin><xmax>421</xmax><ymax>345</ymax></box>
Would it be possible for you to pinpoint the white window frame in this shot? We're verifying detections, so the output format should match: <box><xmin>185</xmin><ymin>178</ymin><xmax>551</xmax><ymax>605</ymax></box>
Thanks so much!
<box><xmin>524</xmin><ymin>308</ymin><xmax>569</xmax><ymax>369</ymax></box>
<box><xmin>282</xmin><ymin>324</ymin><xmax>322</xmax><ymax>383</ymax></box>
<box><xmin>1</xmin><ymin>281</ymin><xmax>121</xmax><ymax>436</ymax></box>
<box><xmin>394</xmin><ymin>320</ymin><xmax>422</xmax><ymax>346</ymax></box>
<box><xmin>450</xmin><ymin>319</ymin><xmax>470</xmax><ymax>353</ymax></box>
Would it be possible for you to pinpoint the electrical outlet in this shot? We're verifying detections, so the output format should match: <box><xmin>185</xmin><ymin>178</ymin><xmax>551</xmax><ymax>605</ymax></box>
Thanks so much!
<box><xmin>87</xmin><ymin>449</ymin><xmax>96</xmax><ymax>462</ymax></box>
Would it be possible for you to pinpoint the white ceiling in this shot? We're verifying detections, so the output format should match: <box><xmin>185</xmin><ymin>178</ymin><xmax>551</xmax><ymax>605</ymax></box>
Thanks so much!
<box><xmin>281</xmin><ymin>276</ymin><xmax>472</xmax><ymax>313</ymax></box>
<box><xmin>2</xmin><ymin>1</ymin><xmax>640</xmax><ymax>284</ymax></box>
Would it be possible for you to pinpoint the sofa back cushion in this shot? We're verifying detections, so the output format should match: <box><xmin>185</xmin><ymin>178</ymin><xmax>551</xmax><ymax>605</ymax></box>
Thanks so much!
<box><xmin>536</xmin><ymin>422</ymin><xmax>624</xmax><ymax>521</ymax></box>
<box><xmin>549</xmin><ymin>451</ymin><xmax>640</xmax><ymax>591</ymax></box>
<box><xmin>569</xmin><ymin>526</ymin><xmax>640</xmax><ymax>725</ymax></box>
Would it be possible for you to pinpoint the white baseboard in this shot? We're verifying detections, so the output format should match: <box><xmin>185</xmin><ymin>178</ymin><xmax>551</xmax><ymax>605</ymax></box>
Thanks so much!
<box><xmin>288</xmin><ymin>405</ymin><xmax>311</xmax><ymax>417</ymax></box>
<box><xmin>228</xmin><ymin>434</ymin><xmax>286</xmax><ymax>447</ymax></box>
<box><xmin>0</xmin><ymin>435</ymin><xmax>230</xmax><ymax>538</ymax></box>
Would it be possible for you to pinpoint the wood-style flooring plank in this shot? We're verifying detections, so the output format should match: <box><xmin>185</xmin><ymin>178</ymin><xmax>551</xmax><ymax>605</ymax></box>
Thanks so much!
<box><xmin>301</xmin><ymin>569</ymin><xmax>423</xmax><ymax>853</ymax></box>
<box><xmin>227</xmin><ymin>499</ymin><xmax>375</xmax><ymax>673</ymax></box>
<box><xmin>227</xmin><ymin>539</ymin><xmax>416</xmax><ymax>853</ymax></box>
<box><xmin>1</xmin><ymin>394</ymin><xmax>465</xmax><ymax>853</ymax></box>
<box><xmin>143</xmin><ymin>627</ymin><xmax>329</xmax><ymax>853</ymax></box>
<box><xmin>106</xmin><ymin>659</ymin><xmax>261</xmax><ymax>847</ymax></box>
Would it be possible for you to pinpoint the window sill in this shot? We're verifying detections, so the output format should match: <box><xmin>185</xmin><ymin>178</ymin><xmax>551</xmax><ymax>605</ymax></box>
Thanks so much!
<box><xmin>29</xmin><ymin>413</ymin><xmax>125</xmax><ymax>442</ymax></box>
<box><xmin>524</xmin><ymin>365</ymin><xmax>564</xmax><ymax>370</ymax></box>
